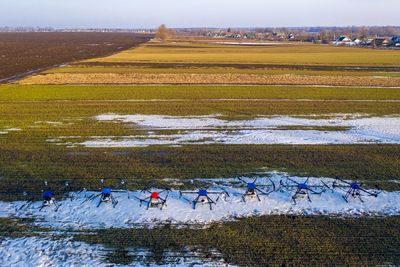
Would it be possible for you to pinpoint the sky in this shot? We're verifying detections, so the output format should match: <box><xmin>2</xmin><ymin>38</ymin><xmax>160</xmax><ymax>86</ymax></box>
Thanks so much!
<box><xmin>1</xmin><ymin>0</ymin><xmax>399</xmax><ymax>29</ymax></box>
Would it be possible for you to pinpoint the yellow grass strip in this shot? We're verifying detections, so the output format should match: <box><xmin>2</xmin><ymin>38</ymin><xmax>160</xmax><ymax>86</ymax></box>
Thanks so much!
<box><xmin>18</xmin><ymin>73</ymin><xmax>400</xmax><ymax>87</ymax></box>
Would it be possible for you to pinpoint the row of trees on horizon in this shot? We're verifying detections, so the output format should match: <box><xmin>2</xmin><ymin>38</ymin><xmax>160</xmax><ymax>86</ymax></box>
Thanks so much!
<box><xmin>2</xmin><ymin>25</ymin><xmax>399</xmax><ymax>43</ymax></box>
<box><xmin>157</xmin><ymin>25</ymin><xmax>400</xmax><ymax>42</ymax></box>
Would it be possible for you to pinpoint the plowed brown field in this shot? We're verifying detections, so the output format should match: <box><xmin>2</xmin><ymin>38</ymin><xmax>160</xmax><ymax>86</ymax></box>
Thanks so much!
<box><xmin>0</xmin><ymin>32</ymin><xmax>152</xmax><ymax>82</ymax></box>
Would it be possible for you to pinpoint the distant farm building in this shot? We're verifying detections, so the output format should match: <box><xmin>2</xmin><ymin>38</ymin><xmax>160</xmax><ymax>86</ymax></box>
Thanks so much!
<box><xmin>332</xmin><ymin>36</ymin><xmax>352</xmax><ymax>46</ymax></box>
<box><xmin>273</xmin><ymin>32</ymin><xmax>285</xmax><ymax>36</ymax></box>
<box><xmin>391</xmin><ymin>36</ymin><xmax>400</xmax><ymax>46</ymax></box>
<box><xmin>372</xmin><ymin>38</ymin><xmax>391</xmax><ymax>46</ymax></box>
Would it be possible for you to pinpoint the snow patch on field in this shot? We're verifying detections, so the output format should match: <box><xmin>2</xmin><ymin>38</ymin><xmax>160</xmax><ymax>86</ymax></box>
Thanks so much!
<box><xmin>35</xmin><ymin>121</ymin><xmax>64</xmax><ymax>125</ymax></box>
<box><xmin>0</xmin><ymin>128</ymin><xmax>22</xmax><ymax>134</ymax></box>
<box><xmin>0</xmin><ymin>236</ymin><xmax>106</xmax><ymax>266</ymax></box>
<box><xmin>0</xmin><ymin>236</ymin><xmax>230</xmax><ymax>266</ymax></box>
<box><xmin>1</xmin><ymin>173</ymin><xmax>399</xmax><ymax>230</ymax></box>
<box><xmin>49</xmin><ymin>114</ymin><xmax>400</xmax><ymax>147</ymax></box>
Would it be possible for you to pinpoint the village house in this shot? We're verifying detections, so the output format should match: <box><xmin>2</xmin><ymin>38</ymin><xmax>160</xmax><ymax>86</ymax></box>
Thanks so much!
<box><xmin>372</xmin><ymin>38</ymin><xmax>391</xmax><ymax>46</ymax></box>
<box><xmin>332</xmin><ymin>36</ymin><xmax>351</xmax><ymax>46</ymax></box>
<box><xmin>391</xmin><ymin>36</ymin><xmax>400</xmax><ymax>47</ymax></box>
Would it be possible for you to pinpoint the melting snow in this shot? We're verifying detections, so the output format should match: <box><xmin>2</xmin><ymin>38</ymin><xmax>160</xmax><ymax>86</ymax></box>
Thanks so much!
<box><xmin>51</xmin><ymin>114</ymin><xmax>400</xmax><ymax>147</ymax></box>
<box><xmin>0</xmin><ymin>128</ymin><xmax>22</xmax><ymax>135</ymax></box>
<box><xmin>0</xmin><ymin>236</ymin><xmax>232</xmax><ymax>267</ymax></box>
<box><xmin>0</xmin><ymin>236</ymin><xmax>106</xmax><ymax>267</ymax></box>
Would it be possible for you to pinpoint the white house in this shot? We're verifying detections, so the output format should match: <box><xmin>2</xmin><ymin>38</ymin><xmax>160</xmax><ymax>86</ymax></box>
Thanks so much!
<box><xmin>332</xmin><ymin>36</ymin><xmax>352</xmax><ymax>46</ymax></box>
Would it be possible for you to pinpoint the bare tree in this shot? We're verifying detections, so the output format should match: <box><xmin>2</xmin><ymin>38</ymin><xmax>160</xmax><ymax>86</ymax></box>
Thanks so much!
<box><xmin>168</xmin><ymin>28</ymin><xmax>177</xmax><ymax>38</ymax></box>
<box><xmin>385</xmin><ymin>26</ymin><xmax>398</xmax><ymax>36</ymax></box>
<box><xmin>320</xmin><ymin>30</ymin><xmax>328</xmax><ymax>42</ymax></box>
<box><xmin>255</xmin><ymin>28</ymin><xmax>264</xmax><ymax>33</ymax></box>
<box><xmin>359</xmin><ymin>26</ymin><xmax>370</xmax><ymax>40</ymax></box>
<box><xmin>156</xmin><ymin>24</ymin><xmax>169</xmax><ymax>41</ymax></box>
<box><xmin>298</xmin><ymin>31</ymin><xmax>312</xmax><ymax>42</ymax></box>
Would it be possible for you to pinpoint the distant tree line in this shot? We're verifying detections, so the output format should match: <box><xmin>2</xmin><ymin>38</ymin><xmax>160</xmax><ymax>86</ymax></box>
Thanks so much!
<box><xmin>0</xmin><ymin>27</ymin><xmax>154</xmax><ymax>33</ymax></box>
<box><xmin>174</xmin><ymin>26</ymin><xmax>400</xmax><ymax>42</ymax></box>
<box><xmin>2</xmin><ymin>25</ymin><xmax>399</xmax><ymax>43</ymax></box>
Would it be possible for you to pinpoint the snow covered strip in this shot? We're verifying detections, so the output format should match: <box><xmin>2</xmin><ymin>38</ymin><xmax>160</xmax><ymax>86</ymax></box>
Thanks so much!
<box><xmin>0</xmin><ymin>237</ymin><xmax>106</xmax><ymax>267</ymax></box>
<box><xmin>50</xmin><ymin>114</ymin><xmax>400</xmax><ymax>147</ymax></box>
<box><xmin>1</xmin><ymin>173</ymin><xmax>399</xmax><ymax>230</ymax></box>
<box><xmin>0</xmin><ymin>236</ymin><xmax>230</xmax><ymax>267</ymax></box>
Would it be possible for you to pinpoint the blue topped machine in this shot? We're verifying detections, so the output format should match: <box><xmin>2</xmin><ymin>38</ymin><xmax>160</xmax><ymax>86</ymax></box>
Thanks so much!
<box><xmin>102</xmin><ymin>188</ymin><xmax>111</xmax><ymax>195</ymax></box>
<box><xmin>179</xmin><ymin>184</ymin><xmax>229</xmax><ymax>210</ymax></box>
<box><xmin>42</xmin><ymin>191</ymin><xmax>54</xmax><ymax>199</ymax></box>
<box><xmin>235</xmin><ymin>172</ymin><xmax>275</xmax><ymax>202</ymax></box>
<box><xmin>279</xmin><ymin>176</ymin><xmax>329</xmax><ymax>204</ymax></box>
<box><xmin>81</xmin><ymin>178</ymin><xmax>129</xmax><ymax>208</ymax></box>
<box><xmin>18</xmin><ymin>180</ymin><xmax>69</xmax><ymax>212</ymax></box>
<box><xmin>332</xmin><ymin>178</ymin><xmax>379</xmax><ymax>202</ymax></box>
<box><xmin>39</xmin><ymin>187</ymin><xmax>61</xmax><ymax>211</ymax></box>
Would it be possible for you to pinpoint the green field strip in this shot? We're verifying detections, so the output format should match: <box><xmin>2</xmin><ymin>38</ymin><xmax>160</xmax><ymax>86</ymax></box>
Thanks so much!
<box><xmin>2</xmin><ymin>84</ymin><xmax>400</xmax><ymax>101</ymax></box>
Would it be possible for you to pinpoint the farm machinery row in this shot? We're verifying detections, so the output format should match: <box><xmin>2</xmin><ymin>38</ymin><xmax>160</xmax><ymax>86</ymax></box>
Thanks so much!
<box><xmin>16</xmin><ymin>173</ymin><xmax>380</xmax><ymax>212</ymax></box>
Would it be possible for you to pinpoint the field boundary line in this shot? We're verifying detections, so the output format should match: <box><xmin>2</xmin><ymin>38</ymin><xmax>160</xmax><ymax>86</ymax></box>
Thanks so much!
<box><xmin>34</xmin><ymin>83</ymin><xmax>400</xmax><ymax>89</ymax></box>
<box><xmin>2</xmin><ymin>99</ymin><xmax>400</xmax><ymax>103</ymax></box>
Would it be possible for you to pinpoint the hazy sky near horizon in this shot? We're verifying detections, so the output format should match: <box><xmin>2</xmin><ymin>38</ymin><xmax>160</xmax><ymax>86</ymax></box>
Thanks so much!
<box><xmin>1</xmin><ymin>0</ymin><xmax>398</xmax><ymax>28</ymax></box>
